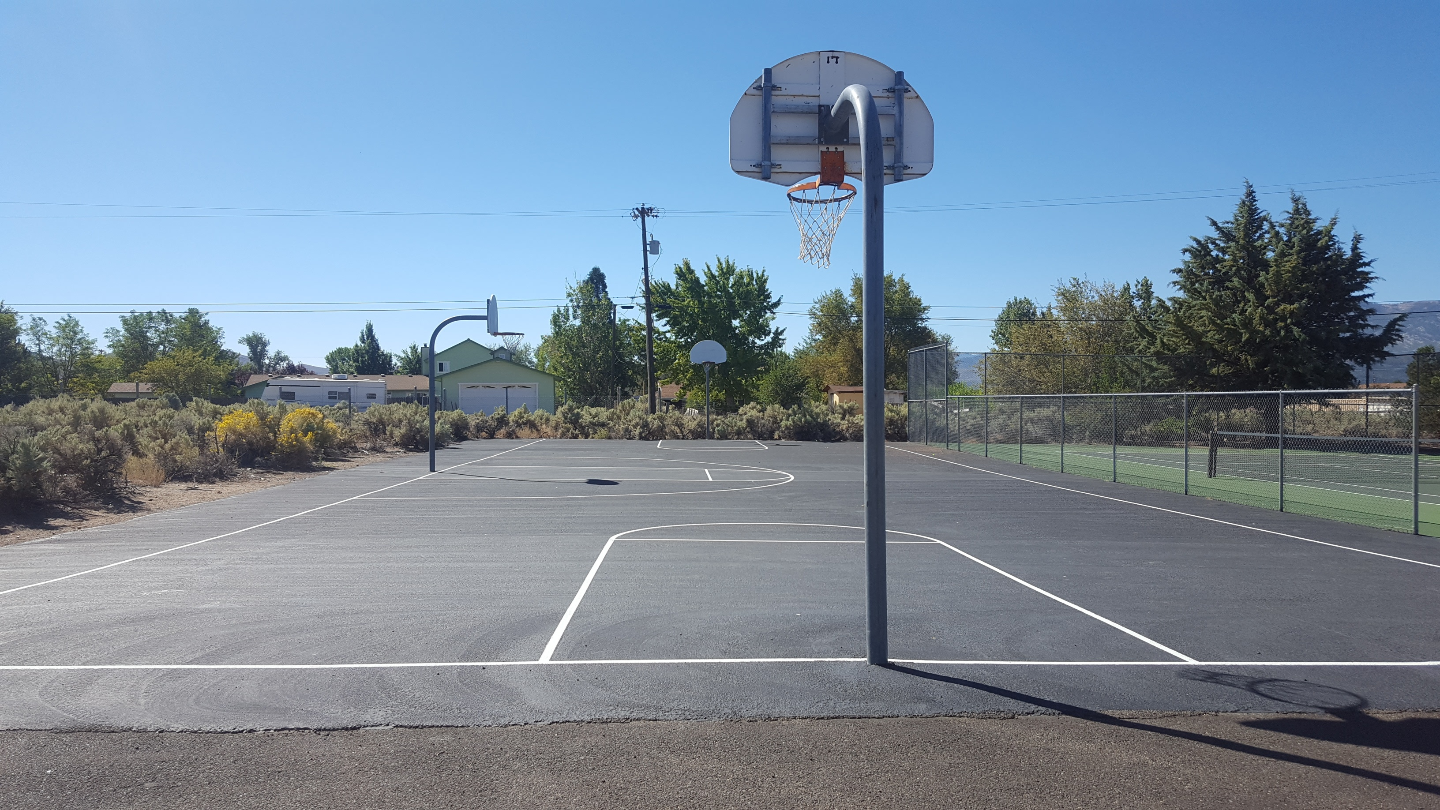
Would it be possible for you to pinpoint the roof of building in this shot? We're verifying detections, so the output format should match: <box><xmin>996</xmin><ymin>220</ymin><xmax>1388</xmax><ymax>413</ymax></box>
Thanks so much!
<box><xmin>824</xmin><ymin>385</ymin><xmax>864</xmax><ymax>393</ymax></box>
<box><xmin>106</xmin><ymin>382</ymin><xmax>155</xmax><ymax>394</ymax></box>
<box><xmin>659</xmin><ymin>384</ymin><xmax>682</xmax><ymax>400</ymax></box>
<box><xmin>253</xmin><ymin>373</ymin><xmax>432</xmax><ymax>391</ymax></box>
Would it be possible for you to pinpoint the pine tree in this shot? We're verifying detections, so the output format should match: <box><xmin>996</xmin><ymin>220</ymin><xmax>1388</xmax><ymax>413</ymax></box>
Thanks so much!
<box><xmin>1139</xmin><ymin>184</ymin><xmax>1403</xmax><ymax>390</ymax></box>
<box><xmin>352</xmin><ymin>322</ymin><xmax>394</xmax><ymax>375</ymax></box>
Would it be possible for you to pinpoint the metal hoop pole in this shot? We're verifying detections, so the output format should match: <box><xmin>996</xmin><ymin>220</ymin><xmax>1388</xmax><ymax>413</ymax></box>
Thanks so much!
<box><xmin>830</xmin><ymin>84</ymin><xmax>887</xmax><ymax>665</ymax></box>
<box><xmin>429</xmin><ymin>314</ymin><xmax>490</xmax><ymax>472</ymax></box>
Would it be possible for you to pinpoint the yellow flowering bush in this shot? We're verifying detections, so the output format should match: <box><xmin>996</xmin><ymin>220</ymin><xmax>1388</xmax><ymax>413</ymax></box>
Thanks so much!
<box><xmin>274</xmin><ymin>407</ymin><xmax>340</xmax><ymax>468</ymax></box>
<box><xmin>215</xmin><ymin>410</ymin><xmax>274</xmax><ymax>463</ymax></box>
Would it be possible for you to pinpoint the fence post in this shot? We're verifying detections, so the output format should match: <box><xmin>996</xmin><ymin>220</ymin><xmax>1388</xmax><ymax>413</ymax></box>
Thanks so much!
<box><xmin>984</xmin><ymin>396</ymin><xmax>990</xmax><ymax>457</ymax></box>
<box><xmin>922</xmin><ymin>349</ymin><xmax>930</xmax><ymax>446</ymax></box>
<box><xmin>1019</xmin><ymin>396</ymin><xmax>1025</xmax><ymax>465</ymax></box>
<box><xmin>1060</xmin><ymin>394</ymin><xmax>1066</xmax><ymax>473</ymax></box>
<box><xmin>1416</xmin><ymin>385</ymin><xmax>1421</xmax><ymax>536</ymax></box>
<box><xmin>1278</xmin><ymin>390</ymin><xmax>1285</xmax><ymax>513</ymax></box>
<box><xmin>1111</xmin><ymin>394</ymin><xmax>1117</xmax><ymax>483</ymax></box>
<box><xmin>1182</xmin><ymin>392</ymin><xmax>1189</xmax><ymax>496</ymax></box>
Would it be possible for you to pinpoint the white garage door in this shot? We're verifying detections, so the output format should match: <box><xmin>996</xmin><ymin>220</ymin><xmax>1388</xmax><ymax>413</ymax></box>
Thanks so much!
<box><xmin>458</xmin><ymin>383</ymin><xmax>539</xmax><ymax>415</ymax></box>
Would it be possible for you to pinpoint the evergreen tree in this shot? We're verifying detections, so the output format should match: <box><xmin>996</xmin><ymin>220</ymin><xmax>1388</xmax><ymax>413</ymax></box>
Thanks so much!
<box><xmin>0</xmin><ymin>302</ymin><xmax>32</xmax><ymax>402</ymax></box>
<box><xmin>352</xmin><ymin>322</ymin><xmax>394</xmax><ymax>375</ymax></box>
<box><xmin>1139</xmin><ymin>185</ymin><xmax>1403</xmax><ymax>389</ymax></box>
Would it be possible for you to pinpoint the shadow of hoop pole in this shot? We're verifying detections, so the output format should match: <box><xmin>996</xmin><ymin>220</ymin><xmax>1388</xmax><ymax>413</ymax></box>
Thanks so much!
<box><xmin>429</xmin><ymin>298</ymin><xmax>499</xmax><ymax>473</ymax></box>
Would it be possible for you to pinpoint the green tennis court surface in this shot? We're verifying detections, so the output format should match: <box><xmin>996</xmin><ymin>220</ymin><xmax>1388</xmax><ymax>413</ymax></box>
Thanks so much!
<box><xmin>943</xmin><ymin>441</ymin><xmax>1440</xmax><ymax>536</ymax></box>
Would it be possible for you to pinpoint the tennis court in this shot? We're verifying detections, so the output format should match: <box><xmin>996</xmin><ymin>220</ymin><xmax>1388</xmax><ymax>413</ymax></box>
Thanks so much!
<box><xmin>0</xmin><ymin>438</ymin><xmax>1437</xmax><ymax>731</ymax></box>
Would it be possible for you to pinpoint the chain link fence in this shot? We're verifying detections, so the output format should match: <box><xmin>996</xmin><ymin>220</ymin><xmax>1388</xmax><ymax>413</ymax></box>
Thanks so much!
<box><xmin>910</xmin><ymin>344</ymin><xmax>1437</xmax><ymax>537</ymax></box>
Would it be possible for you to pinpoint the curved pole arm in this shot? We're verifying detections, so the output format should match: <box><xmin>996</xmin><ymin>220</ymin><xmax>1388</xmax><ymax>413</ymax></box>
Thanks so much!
<box><xmin>429</xmin><ymin>314</ymin><xmax>490</xmax><ymax>472</ymax></box>
<box><xmin>830</xmin><ymin>84</ymin><xmax>888</xmax><ymax>664</ymax></box>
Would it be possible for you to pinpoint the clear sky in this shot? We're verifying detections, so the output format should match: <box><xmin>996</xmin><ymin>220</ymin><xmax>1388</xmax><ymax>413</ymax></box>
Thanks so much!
<box><xmin>2</xmin><ymin>1</ymin><xmax>1436</xmax><ymax>364</ymax></box>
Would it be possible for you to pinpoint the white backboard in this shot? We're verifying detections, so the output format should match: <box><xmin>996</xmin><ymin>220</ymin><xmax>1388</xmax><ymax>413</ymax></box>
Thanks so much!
<box><xmin>730</xmin><ymin>51</ymin><xmax>934</xmax><ymax>187</ymax></box>
<box><xmin>689</xmin><ymin>340</ymin><xmax>727</xmax><ymax>365</ymax></box>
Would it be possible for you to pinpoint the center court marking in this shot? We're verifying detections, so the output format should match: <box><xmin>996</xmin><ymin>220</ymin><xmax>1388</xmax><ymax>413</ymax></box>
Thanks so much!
<box><xmin>356</xmin><ymin>456</ymin><xmax>794</xmax><ymax>500</ymax></box>
<box><xmin>536</xmin><ymin>522</ymin><xmax>1195</xmax><ymax>664</ymax></box>
<box><xmin>0</xmin><ymin>440</ymin><xmax>547</xmax><ymax>598</ymax></box>
<box><xmin>657</xmin><ymin>439</ymin><xmax>767</xmax><ymax>451</ymax></box>
<box><xmin>889</xmin><ymin>445</ymin><xmax>1440</xmax><ymax>570</ymax></box>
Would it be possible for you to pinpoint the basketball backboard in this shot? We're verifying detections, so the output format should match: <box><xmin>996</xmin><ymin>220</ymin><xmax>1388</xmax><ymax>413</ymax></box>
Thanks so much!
<box><xmin>689</xmin><ymin>340</ymin><xmax>727</xmax><ymax>365</ymax></box>
<box><xmin>730</xmin><ymin>51</ymin><xmax>934</xmax><ymax>187</ymax></box>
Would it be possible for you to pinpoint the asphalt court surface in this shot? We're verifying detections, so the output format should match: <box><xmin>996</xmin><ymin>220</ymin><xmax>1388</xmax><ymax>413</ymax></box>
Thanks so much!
<box><xmin>0</xmin><ymin>438</ymin><xmax>1437</xmax><ymax>730</ymax></box>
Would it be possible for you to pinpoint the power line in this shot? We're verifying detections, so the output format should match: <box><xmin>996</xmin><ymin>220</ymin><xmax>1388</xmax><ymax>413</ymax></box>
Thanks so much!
<box><xmin>2</xmin><ymin>171</ymin><xmax>1433</xmax><ymax>220</ymax></box>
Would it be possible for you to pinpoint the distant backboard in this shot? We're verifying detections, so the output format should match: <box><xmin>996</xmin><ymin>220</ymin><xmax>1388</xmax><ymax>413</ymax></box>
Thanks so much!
<box><xmin>689</xmin><ymin>340</ymin><xmax>727</xmax><ymax>365</ymax></box>
<box><xmin>730</xmin><ymin>51</ymin><xmax>934</xmax><ymax>187</ymax></box>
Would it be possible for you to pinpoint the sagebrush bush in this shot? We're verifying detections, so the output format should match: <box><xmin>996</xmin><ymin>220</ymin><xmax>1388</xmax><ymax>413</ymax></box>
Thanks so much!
<box><xmin>1</xmin><ymin>393</ymin><xmax>908</xmax><ymax>511</ymax></box>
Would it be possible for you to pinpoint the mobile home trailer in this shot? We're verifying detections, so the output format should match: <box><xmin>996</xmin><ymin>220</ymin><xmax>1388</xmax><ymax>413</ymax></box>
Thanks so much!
<box><xmin>259</xmin><ymin>375</ymin><xmax>387</xmax><ymax>411</ymax></box>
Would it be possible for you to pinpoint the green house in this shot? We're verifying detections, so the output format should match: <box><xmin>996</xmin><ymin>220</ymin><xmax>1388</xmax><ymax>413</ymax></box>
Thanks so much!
<box><xmin>434</xmin><ymin>341</ymin><xmax>557</xmax><ymax>414</ymax></box>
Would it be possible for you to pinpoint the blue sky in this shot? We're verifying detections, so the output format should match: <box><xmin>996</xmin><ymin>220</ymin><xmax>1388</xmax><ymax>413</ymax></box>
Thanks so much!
<box><xmin>2</xmin><ymin>1</ymin><xmax>1436</xmax><ymax>363</ymax></box>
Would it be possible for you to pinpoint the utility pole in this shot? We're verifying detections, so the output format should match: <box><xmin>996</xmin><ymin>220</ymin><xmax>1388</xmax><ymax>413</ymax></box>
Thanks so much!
<box><xmin>632</xmin><ymin>205</ymin><xmax>659</xmax><ymax>413</ymax></box>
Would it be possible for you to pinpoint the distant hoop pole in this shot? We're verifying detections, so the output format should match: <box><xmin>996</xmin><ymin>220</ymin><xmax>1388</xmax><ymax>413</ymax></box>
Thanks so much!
<box><xmin>429</xmin><ymin>314</ymin><xmax>490</xmax><ymax>472</ymax></box>
<box><xmin>829</xmin><ymin>83</ymin><xmax>887</xmax><ymax>665</ymax></box>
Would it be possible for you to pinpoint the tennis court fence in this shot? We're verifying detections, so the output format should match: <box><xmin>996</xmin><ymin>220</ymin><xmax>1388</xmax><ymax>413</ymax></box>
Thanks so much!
<box><xmin>906</xmin><ymin>354</ymin><xmax>1437</xmax><ymax>536</ymax></box>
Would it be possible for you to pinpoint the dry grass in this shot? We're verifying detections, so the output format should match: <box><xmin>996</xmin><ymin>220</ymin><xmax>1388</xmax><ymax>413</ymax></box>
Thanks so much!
<box><xmin>122</xmin><ymin>455</ymin><xmax>167</xmax><ymax>486</ymax></box>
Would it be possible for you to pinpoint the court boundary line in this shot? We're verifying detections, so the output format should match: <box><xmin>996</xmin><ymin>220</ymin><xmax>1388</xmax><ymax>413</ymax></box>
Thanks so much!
<box><xmin>0</xmin><ymin>440</ymin><xmax>546</xmax><ymax>598</ymax></box>
<box><xmin>890</xmin><ymin>445</ymin><xmax>1440</xmax><ymax>569</ymax></box>
<box><xmin>1</xmin><ymin>658</ymin><xmax>1435</xmax><ymax>672</ymax></box>
<box><xmin>538</xmin><ymin>522</ymin><xmax>1196</xmax><ymax>665</ymax></box>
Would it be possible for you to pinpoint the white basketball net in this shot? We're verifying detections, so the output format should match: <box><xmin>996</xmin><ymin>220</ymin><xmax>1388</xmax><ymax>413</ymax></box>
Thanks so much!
<box><xmin>788</xmin><ymin>183</ymin><xmax>855</xmax><ymax>268</ymax></box>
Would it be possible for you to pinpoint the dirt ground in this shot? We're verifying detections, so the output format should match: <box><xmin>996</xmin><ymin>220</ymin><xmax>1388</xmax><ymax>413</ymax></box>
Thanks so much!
<box><xmin>0</xmin><ymin>449</ymin><xmax>409</xmax><ymax>547</ymax></box>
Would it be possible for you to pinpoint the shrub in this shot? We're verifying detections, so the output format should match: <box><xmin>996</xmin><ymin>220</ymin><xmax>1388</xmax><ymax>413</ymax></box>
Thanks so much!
<box><xmin>215</xmin><ymin>410</ymin><xmax>274</xmax><ymax>463</ymax></box>
<box><xmin>274</xmin><ymin>407</ymin><xmax>341</xmax><ymax>468</ymax></box>
<box><xmin>0</xmin><ymin>433</ymin><xmax>49</xmax><ymax>503</ymax></box>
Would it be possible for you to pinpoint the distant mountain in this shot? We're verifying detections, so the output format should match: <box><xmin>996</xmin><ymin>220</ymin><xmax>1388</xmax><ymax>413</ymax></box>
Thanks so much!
<box><xmin>300</xmin><ymin>363</ymin><xmax>328</xmax><ymax>375</ymax></box>
<box><xmin>1364</xmin><ymin>301</ymin><xmax>1439</xmax><ymax>383</ymax></box>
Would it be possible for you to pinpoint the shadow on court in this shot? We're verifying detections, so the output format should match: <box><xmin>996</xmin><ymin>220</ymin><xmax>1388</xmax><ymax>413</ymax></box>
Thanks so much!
<box><xmin>886</xmin><ymin>663</ymin><xmax>1440</xmax><ymax>796</ymax></box>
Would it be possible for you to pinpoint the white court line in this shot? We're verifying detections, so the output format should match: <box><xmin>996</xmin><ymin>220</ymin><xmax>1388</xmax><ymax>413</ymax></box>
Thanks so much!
<box><xmin>704</xmin><ymin>468</ymin><xmax>713</xmax><ymax>481</ymax></box>
<box><xmin>891</xmin><ymin>445</ymin><xmax>1440</xmax><ymax>569</ymax></box>
<box><xmin>539</xmin><ymin>522</ymin><xmax>1195</xmax><ymax>665</ymax></box>
<box><xmin>1</xmin><ymin>658</ymin><xmax>1435</xmax><ymax>671</ymax></box>
<box><xmin>621</xmin><ymin>538</ymin><xmax>935</xmax><ymax>544</ymax></box>
<box><xmin>656</xmin><ymin>439</ymin><xmax>768</xmax><ymax>451</ymax></box>
<box><xmin>0</xmin><ymin>440</ymin><xmax>546</xmax><ymax>598</ymax></box>
<box><xmin>355</xmin><ymin>455</ymin><xmax>795</xmax><ymax>501</ymax></box>
<box><xmin>923</xmin><ymin>536</ymin><xmax>1196</xmax><ymax>663</ymax></box>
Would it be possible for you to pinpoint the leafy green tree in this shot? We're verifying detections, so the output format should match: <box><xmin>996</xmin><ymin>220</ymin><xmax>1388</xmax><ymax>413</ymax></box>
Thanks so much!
<box><xmin>141</xmin><ymin>347</ymin><xmax>233</xmax><ymax>400</ymax></box>
<box><xmin>537</xmin><ymin>268</ymin><xmax>640</xmax><ymax>404</ymax></box>
<box><xmin>25</xmin><ymin>315</ymin><xmax>101</xmax><ymax>396</ymax></box>
<box><xmin>395</xmin><ymin>343</ymin><xmax>426</xmax><ymax>375</ymax></box>
<box><xmin>796</xmin><ymin>273</ymin><xmax>939</xmax><ymax>390</ymax></box>
<box><xmin>652</xmin><ymin>257</ymin><xmax>784</xmax><ymax>410</ymax></box>
<box><xmin>239</xmin><ymin>332</ymin><xmax>270</xmax><ymax>370</ymax></box>
<box><xmin>265</xmin><ymin>351</ymin><xmax>305</xmax><ymax>375</ymax></box>
<box><xmin>757</xmin><ymin>351</ymin><xmax>812</xmax><ymax>407</ymax></box>
<box><xmin>170</xmin><ymin>308</ymin><xmax>226</xmax><ymax>357</ymax></box>
<box><xmin>1138</xmin><ymin>185</ymin><xmax>1403</xmax><ymax>390</ymax></box>
<box><xmin>105</xmin><ymin>310</ymin><xmax>171</xmax><ymax>376</ymax></box>
<box><xmin>352</xmin><ymin>322</ymin><xmax>394</xmax><ymax>375</ymax></box>
<box><xmin>324</xmin><ymin>346</ymin><xmax>357</xmax><ymax>375</ymax></box>
<box><xmin>990</xmin><ymin>297</ymin><xmax>1040</xmax><ymax>351</ymax></box>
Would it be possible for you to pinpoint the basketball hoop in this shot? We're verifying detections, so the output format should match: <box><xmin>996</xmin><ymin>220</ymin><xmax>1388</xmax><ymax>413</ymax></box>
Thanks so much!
<box><xmin>787</xmin><ymin>151</ymin><xmax>855</xmax><ymax>268</ymax></box>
